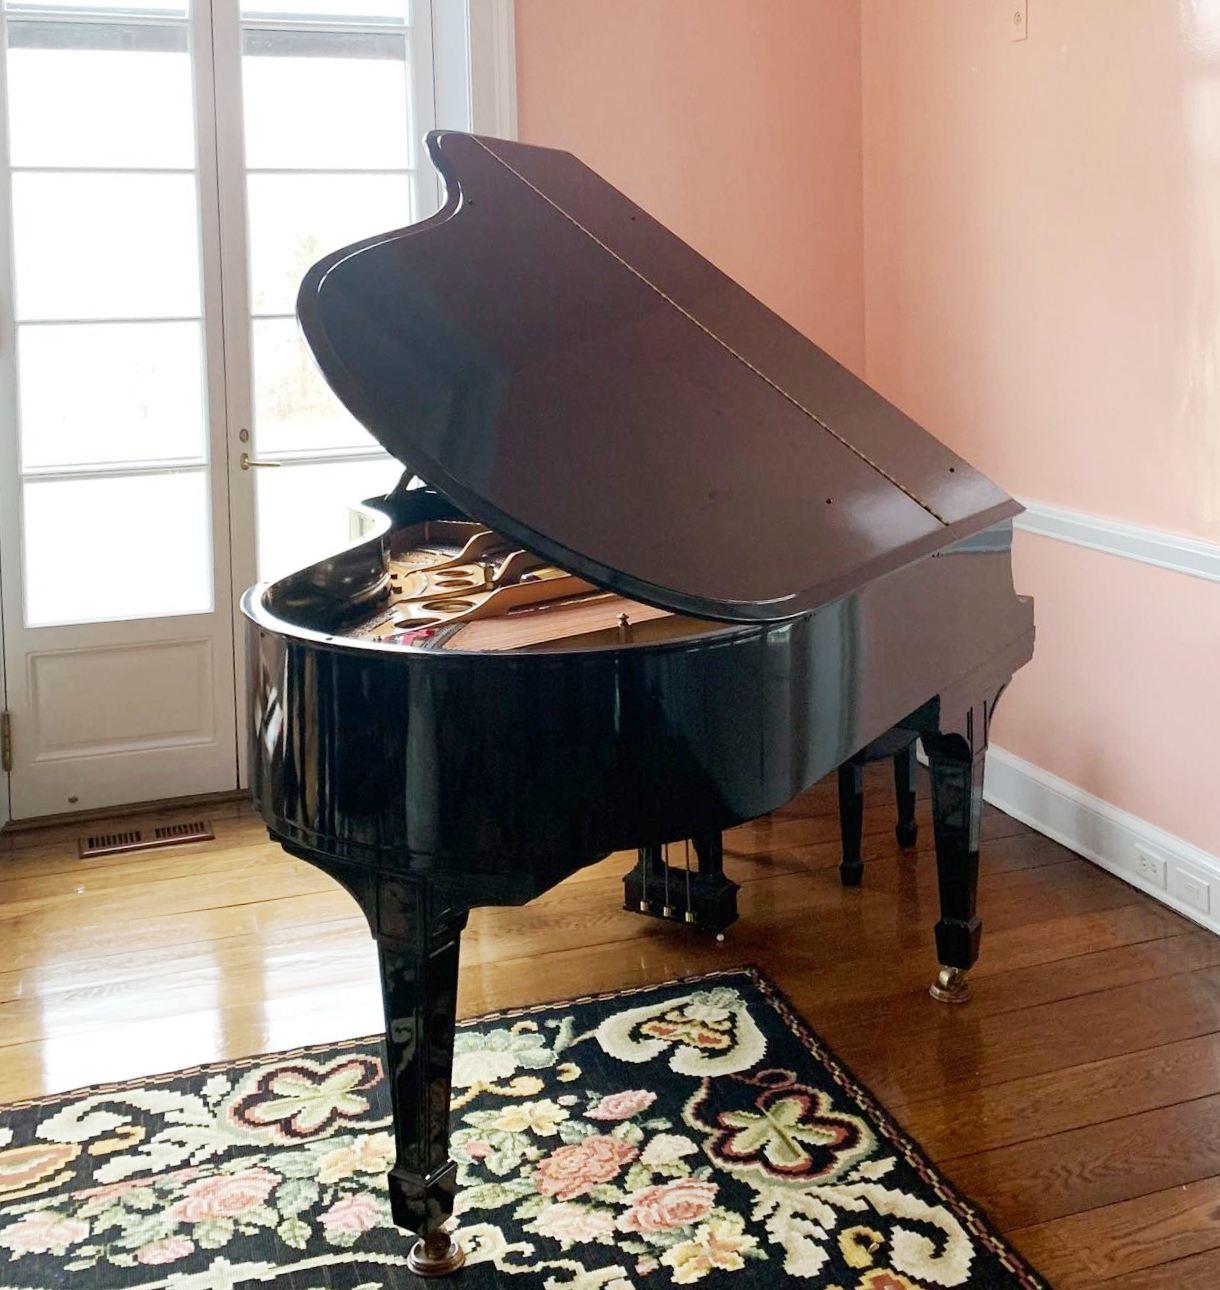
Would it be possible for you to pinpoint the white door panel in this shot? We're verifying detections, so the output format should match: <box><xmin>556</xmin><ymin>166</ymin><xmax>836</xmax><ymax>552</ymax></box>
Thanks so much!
<box><xmin>0</xmin><ymin>0</ymin><xmax>238</xmax><ymax>819</ymax></box>
<box><xmin>12</xmin><ymin>624</ymin><xmax>232</xmax><ymax>816</ymax></box>
<box><xmin>29</xmin><ymin>637</ymin><xmax>215</xmax><ymax>757</ymax></box>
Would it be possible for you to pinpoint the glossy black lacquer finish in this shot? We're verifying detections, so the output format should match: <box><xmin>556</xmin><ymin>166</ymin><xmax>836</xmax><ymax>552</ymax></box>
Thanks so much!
<box><xmin>245</xmin><ymin>131</ymin><xmax>1036</xmax><ymax>1251</ymax></box>
<box><xmin>247</xmin><ymin>494</ymin><xmax>1030</xmax><ymax>882</ymax></box>
<box><xmin>297</xmin><ymin>131</ymin><xmax>1021</xmax><ymax>623</ymax></box>
<box><xmin>244</xmin><ymin>486</ymin><xmax>1032</xmax><ymax>1244</ymax></box>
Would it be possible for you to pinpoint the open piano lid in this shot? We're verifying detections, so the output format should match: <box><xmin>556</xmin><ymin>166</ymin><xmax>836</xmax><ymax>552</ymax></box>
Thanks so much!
<box><xmin>298</xmin><ymin>130</ymin><xmax>1020</xmax><ymax>624</ymax></box>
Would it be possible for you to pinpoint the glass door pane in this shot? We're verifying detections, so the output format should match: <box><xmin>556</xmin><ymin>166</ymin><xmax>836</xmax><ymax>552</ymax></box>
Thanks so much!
<box><xmin>4</xmin><ymin>12</ymin><xmax>213</xmax><ymax>625</ymax></box>
<box><xmin>236</xmin><ymin>1</ymin><xmax>432</xmax><ymax>583</ymax></box>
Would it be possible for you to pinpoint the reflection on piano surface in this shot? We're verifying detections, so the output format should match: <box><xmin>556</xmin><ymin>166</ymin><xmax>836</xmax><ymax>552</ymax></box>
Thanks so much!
<box><xmin>243</xmin><ymin>129</ymin><xmax>1034</xmax><ymax>1272</ymax></box>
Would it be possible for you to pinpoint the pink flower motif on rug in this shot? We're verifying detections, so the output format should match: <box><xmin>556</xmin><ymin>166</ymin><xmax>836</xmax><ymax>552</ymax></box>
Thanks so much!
<box><xmin>587</xmin><ymin>1089</ymin><xmax>656</xmax><ymax>1121</ymax></box>
<box><xmin>533</xmin><ymin>1135</ymin><xmax>639</xmax><ymax>1200</ymax></box>
<box><xmin>136</xmin><ymin>1236</ymin><xmax>195</xmax><ymax>1265</ymax></box>
<box><xmin>617</xmin><ymin>1179</ymin><xmax>718</xmax><ymax>1233</ymax></box>
<box><xmin>169</xmin><ymin>1168</ymin><xmax>278</xmax><ymax>1223</ymax></box>
<box><xmin>0</xmin><ymin>1210</ymin><xmax>88</xmax><ymax>1256</ymax></box>
<box><xmin>320</xmin><ymin>1193</ymin><xmax>381</xmax><ymax>1236</ymax></box>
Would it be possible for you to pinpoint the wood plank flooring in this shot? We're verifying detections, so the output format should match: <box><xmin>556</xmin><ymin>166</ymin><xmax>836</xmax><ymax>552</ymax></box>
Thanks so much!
<box><xmin>1</xmin><ymin>762</ymin><xmax>1216</xmax><ymax>1287</ymax></box>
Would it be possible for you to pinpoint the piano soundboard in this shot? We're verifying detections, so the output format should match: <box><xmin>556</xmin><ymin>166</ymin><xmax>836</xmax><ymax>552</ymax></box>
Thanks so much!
<box><xmin>347</xmin><ymin>518</ymin><xmax>716</xmax><ymax>652</ymax></box>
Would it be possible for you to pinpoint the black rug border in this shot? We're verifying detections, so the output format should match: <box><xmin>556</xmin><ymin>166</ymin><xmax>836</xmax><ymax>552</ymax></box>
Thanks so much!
<box><xmin>0</xmin><ymin>964</ymin><xmax>1052</xmax><ymax>1290</ymax></box>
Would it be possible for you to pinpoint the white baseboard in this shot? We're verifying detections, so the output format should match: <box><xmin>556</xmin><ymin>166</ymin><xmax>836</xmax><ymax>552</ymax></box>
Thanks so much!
<box><xmin>984</xmin><ymin>746</ymin><xmax>1220</xmax><ymax>936</ymax></box>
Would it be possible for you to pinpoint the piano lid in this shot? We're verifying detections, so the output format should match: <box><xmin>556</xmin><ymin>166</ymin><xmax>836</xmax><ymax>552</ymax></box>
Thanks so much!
<box><xmin>297</xmin><ymin>130</ymin><xmax>1020</xmax><ymax>623</ymax></box>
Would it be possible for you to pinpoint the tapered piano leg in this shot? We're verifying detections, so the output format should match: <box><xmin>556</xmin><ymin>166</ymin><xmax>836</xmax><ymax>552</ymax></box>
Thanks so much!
<box><xmin>893</xmin><ymin>741</ymin><xmax>919</xmax><ymax>849</ymax></box>
<box><xmin>372</xmin><ymin>877</ymin><xmax>468</xmax><ymax>1274</ymax></box>
<box><xmin>922</xmin><ymin>722</ymin><xmax>986</xmax><ymax>1004</ymax></box>
<box><xmin>837</xmin><ymin>756</ymin><xmax>865</xmax><ymax>886</ymax></box>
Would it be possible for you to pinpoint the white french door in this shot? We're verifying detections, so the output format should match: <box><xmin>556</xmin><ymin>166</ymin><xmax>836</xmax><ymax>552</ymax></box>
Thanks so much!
<box><xmin>0</xmin><ymin>0</ymin><xmax>439</xmax><ymax>819</ymax></box>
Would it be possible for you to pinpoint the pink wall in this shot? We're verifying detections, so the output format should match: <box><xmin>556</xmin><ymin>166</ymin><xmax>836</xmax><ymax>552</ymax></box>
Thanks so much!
<box><xmin>862</xmin><ymin>2</ymin><xmax>1220</xmax><ymax>852</ymax></box>
<box><xmin>514</xmin><ymin>0</ymin><xmax>866</xmax><ymax>373</ymax></box>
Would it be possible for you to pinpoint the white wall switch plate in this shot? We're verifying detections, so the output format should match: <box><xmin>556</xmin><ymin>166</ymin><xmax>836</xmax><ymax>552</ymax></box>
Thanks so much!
<box><xmin>1133</xmin><ymin>844</ymin><xmax>1167</xmax><ymax>889</ymax></box>
<box><xmin>1008</xmin><ymin>1</ymin><xmax>1028</xmax><ymax>42</ymax></box>
<box><xmin>1169</xmin><ymin>865</ymin><xmax>1212</xmax><ymax>915</ymax></box>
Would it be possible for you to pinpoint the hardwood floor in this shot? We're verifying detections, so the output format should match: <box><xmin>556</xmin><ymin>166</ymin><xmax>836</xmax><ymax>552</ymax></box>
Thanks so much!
<box><xmin>2</xmin><ymin>761</ymin><xmax>1216</xmax><ymax>1287</ymax></box>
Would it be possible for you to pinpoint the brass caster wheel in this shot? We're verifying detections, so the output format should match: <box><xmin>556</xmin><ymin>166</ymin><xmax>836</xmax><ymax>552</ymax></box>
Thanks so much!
<box><xmin>929</xmin><ymin>964</ymin><xmax>971</xmax><ymax>1004</ymax></box>
<box><xmin>407</xmin><ymin>1230</ymin><xmax>465</xmax><ymax>1277</ymax></box>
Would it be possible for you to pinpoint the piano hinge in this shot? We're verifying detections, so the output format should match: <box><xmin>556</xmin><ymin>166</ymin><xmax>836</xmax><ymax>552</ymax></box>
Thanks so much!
<box><xmin>1</xmin><ymin>711</ymin><xmax>12</xmax><ymax>773</ymax></box>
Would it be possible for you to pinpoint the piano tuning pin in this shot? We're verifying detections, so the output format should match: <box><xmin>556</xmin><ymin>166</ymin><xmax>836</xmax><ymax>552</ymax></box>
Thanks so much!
<box><xmin>481</xmin><ymin>562</ymin><xmax>495</xmax><ymax>588</ymax></box>
<box><xmin>685</xmin><ymin>910</ymin><xmax>697</xmax><ymax>924</ymax></box>
<box><xmin>638</xmin><ymin>900</ymin><xmax>650</xmax><ymax>913</ymax></box>
<box><xmin>662</xmin><ymin>905</ymin><xmax>674</xmax><ymax>919</ymax></box>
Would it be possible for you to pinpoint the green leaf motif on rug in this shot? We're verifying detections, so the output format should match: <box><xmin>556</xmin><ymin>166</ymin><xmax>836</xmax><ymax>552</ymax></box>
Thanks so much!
<box><xmin>275</xmin><ymin>1177</ymin><xmax>319</xmax><ymax>1216</ymax></box>
<box><xmin>276</xmin><ymin>1216</ymin><xmax>311</xmax><ymax>1249</ymax></box>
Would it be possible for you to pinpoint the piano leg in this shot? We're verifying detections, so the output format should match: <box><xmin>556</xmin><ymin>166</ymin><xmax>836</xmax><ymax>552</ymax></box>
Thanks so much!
<box><xmin>922</xmin><ymin>723</ymin><xmax>986</xmax><ymax>1004</ymax></box>
<box><xmin>372</xmin><ymin>877</ymin><xmax>468</xmax><ymax>1274</ymax></box>
<box><xmin>893</xmin><ymin>741</ymin><xmax>919</xmax><ymax>849</ymax></box>
<box><xmin>692</xmin><ymin>831</ymin><xmax>724</xmax><ymax>881</ymax></box>
<box><xmin>837</xmin><ymin>756</ymin><xmax>866</xmax><ymax>886</ymax></box>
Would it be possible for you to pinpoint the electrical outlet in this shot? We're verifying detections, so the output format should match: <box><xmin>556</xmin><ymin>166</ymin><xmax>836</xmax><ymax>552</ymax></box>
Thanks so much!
<box><xmin>1169</xmin><ymin>866</ymin><xmax>1211</xmax><ymax>915</ymax></box>
<box><xmin>1133</xmin><ymin>845</ymin><xmax>1167</xmax><ymax>889</ymax></box>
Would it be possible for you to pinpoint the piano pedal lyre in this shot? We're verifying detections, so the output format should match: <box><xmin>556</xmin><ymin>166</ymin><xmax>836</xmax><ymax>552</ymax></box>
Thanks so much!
<box><xmin>622</xmin><ymin>836</ymin><xmax>738</xmax><ymax>937</ymax></box>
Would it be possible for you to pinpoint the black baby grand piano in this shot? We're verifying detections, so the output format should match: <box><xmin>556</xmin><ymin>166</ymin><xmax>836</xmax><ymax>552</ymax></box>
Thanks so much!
<box><xmin>243</xmin><ymin>130</ymin><xmax>1034</xmax><ymax>1273</ymax></box>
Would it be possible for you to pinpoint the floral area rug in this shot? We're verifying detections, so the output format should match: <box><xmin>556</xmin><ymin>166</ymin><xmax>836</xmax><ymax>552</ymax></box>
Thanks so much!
<box><xmin>0</xmin><ymin>968</ymin><xmax>1048</xmax><ymax>1289</ymax></box>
